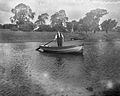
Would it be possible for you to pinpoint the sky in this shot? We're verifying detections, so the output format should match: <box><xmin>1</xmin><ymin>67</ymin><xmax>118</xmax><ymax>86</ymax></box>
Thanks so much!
<box><xmin>0</xmin><ymin>0</ymin><xmax>120</xmax><ymax>25</ymax></box>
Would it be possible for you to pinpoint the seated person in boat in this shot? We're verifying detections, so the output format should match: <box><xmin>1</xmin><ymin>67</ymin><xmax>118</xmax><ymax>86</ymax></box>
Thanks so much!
<box><xmin>54</xmin><ymin>31</ymin><xmax>64</xmax><ymax>47</ymax></box>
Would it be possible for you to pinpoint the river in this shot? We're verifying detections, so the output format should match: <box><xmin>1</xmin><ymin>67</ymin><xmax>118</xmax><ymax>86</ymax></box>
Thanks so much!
<box><xmin>0</xmin><ymin>40</ymin><xmax>120</xmax><ymax>96</ymax></box>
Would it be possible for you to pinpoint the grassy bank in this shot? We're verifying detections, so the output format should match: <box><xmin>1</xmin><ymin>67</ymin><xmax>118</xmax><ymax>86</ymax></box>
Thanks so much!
<box><xmin>0</xmin><ymin>29</ymin><xmax>56</xmax><ymax>42</ymax></box>
<box><xmin>85</xmin><ymin>31</ymin><xmax>120</xmax><ymax>41</ymax></box>
<box><xmin>0</xmin><ymin>29</ymin><xmax>86</xmax><ymax>43</ymax></box>
<box><xmin>0</xmin><ymin>29</ymin><xmax>120</xmax><ymax>43</ymax></box>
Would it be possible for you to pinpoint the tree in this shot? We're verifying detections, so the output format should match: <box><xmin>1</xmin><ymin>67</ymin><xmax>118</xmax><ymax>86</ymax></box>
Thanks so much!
<box><xmin>10</xmin><ymin>3</ymin><xmax>35</xmax><ymax>27</ymax></box>
<box><xmin>101</xmin><ymin>19</ymin><xmax>118</xmax><ymax>33</ymax></box>
<box><xmin>79</xmin><ymin>8</ymin><xmax>108</xmax><ymax>33</ymax></box>
<box><xmin>34</xmin><ymin>13</ymin><xmax>49</xmax><ymax>30</ymax></box>
<box><xmin>115</xmin><ymin>26</ymin><xmax>120</xmax><ymax>32</ymax></box>
<box><xmin>66</xmin><ymin>20</ymin><xmax>79</xmax><ymax>32</ymax></box>
<box><xmin>78</xmin><ymin>24</ymin><xmax>90</xmax><ymax>33</ymax></box>
<box><xmin>35</xmin><ymin>13</ymin><xmax>49</xmax><ymax>25</ymax></box>
<box><xmin>50</xmin><ymin>10</ymin><xmax>68</xmax><ymax>29</ymax></box>
<box><xmin>71</xmin><ymin>20</ymin><xmax>79</xmax><ymax>32</ymax></box>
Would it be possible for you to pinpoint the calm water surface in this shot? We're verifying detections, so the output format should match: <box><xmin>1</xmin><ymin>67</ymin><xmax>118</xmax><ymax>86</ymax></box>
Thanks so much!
<box><xmin>0</xmin><ymin>41</ymin><xmax>120</xmax><ymax>96</ymax></box>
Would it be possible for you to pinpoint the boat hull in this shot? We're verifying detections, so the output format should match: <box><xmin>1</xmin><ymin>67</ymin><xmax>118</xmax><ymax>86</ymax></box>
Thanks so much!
<box><xmin>36</xmin><ymin>45</ymin><xmax>84</xmax><ymax>54</ymax></box>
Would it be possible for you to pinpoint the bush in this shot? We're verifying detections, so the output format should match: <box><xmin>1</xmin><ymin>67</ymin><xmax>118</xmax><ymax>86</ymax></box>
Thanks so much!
<box><xmin>0</xmin><ymin>24</ymin><xmax>3</xmax><ymax>29</ymax></box>
<box><xmin>2</xmin><ymin>24</ymin><xmax>17</xmax><ymax>29</ymax></box>
<box><xmin>53</xmin><ymin>24</ymin><xmax>67</xmax><ymax>32</ymax></box>
<box><xmin>10</xmin><ymin>26</ymin><xmax>19</xmax><ymax>31</ymax></box>
<box><xmin>35</xmin><ymin>25</ymin><xmax>68</xmax><ymax>32</ymax></box>
<box><xmin>35</xmin><ymin>25</ymin><xmax>54</xmax><ymax>32</ymax></box>
<box><xmin>77</xmin><ymin>25</ymin><xmax>90</xmax><ymax>33</ymax></box>
<box><xmin>19</xmin><ymin>22</ymin><xmax>34</xmax><ymax>32</ymax></box>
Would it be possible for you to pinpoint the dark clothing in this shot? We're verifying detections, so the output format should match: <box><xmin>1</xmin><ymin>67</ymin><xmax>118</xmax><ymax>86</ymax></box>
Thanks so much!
<box><xmin>55</xmin><ymin>32</ymin><xmax>64</xmax><ymax>47</ymax></box>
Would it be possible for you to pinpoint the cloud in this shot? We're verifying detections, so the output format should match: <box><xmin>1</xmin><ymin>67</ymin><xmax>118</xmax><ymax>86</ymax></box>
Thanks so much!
<box><xmin>0</xmin><ymin>11</ymin><xmax>11</xmax><ymax>24</ymax></box>
<box><xmin>90</xmin><ymin>0</ymin><xmax>120</xmax><ymax>1</ymax></box>
<box><xmin>90</xmin><ymin>0</ymin><xmax>120</xmax><ymax>3</ymax></box>
<box><xmin>0</xmin><ymin>2</ymin><xmax>10</xmax><ymax>12</ymax></box>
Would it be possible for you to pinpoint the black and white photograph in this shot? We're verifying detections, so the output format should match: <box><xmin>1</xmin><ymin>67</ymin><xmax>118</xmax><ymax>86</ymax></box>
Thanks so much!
<box><xmin>0</xmin><ymin>0</ymin><xmax>120</xmax><ymax>96</ymax></box>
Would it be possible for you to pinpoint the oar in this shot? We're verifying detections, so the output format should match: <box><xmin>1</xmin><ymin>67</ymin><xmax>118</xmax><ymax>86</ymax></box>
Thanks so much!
<box><xmin>44</xmin><ymin>40</ymin><xmax>54</xmax><ymax>46</ymax></box>
<box><xmin>36</xmin><ymin>40</ymin><xmax>54</xmax><ymax>51</ymax></box>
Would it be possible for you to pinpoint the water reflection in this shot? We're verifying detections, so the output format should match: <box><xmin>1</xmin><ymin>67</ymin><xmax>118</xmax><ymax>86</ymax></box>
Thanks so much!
<box><xmin>28</xmin><ymin>52</ymin><xmax>87</xmax><ymax>95</ymax></box>
<box><xmin>84</xmin><ymin>40</ymin><xmax>120</xmax><ymax>92</ymax></box>
<box><xmin>34</xmin><ymin>52</ymin><xmax>84</xmax><ymax>84</ymax></box>
<box><xmin>0</xmin><ymin>43</ymin><xmax>48</xmax><ymax>96</ymax></box>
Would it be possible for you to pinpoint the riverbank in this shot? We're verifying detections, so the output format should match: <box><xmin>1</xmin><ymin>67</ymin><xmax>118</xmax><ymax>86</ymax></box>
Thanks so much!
<box><xmin>0</xmin><ymin>29</ymin><xmax>120</xmax><ymax>43</ymax></box>
<box><xmin>0</xmin><ymin>29</ymin><xmax>76</xmax><ymax>43</ymax></box>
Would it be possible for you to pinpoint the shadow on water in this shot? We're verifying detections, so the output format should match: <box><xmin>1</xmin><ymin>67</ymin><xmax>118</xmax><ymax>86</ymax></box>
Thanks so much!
<box><xmin>39</xmin><ymin>52</ymin><xmax>84</xmax><ymax>68</ymax></box>
<box><xmin>41</xmin><ymin>52</ymin><xmax>84</xmax><ymax>70</ymax></box>
<box><xmin>35</xmin><ymin>52</ymin><xmax>86</xmax><ymax>86</ymax></box>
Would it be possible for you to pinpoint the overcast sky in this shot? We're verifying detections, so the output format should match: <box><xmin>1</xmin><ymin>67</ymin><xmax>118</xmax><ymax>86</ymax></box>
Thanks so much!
<box><xmin>0</xmin><ymin>0</ymin><xmax>120</xmax><ymax>25</ymax></box>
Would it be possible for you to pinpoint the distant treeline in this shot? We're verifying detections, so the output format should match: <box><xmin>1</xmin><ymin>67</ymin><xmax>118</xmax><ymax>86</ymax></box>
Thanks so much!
<box><xmin>0</xmin><ymin>24</ymin><xmax>17</xmax><ymax>30</ymax></box>
<box><xmin>0</xmin><ymin>23</ymin><xmax>68</xmax><ymax>32</ymax></box>
<box><xmin>1</xmin><ymin>3</ymin><xmax>120</xmax><ymax>33</ymax></box>
<box><xmin>1</xmin><ymin>22</ymin><xmax>120</xmax><ymax>33</ymax></box>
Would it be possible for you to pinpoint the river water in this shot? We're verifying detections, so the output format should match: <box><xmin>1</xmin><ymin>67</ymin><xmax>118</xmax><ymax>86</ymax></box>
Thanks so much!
<box><xmin>0</xmin><ymin>40</ymin><xmax>120</xmax><ymax>96</ymax></box>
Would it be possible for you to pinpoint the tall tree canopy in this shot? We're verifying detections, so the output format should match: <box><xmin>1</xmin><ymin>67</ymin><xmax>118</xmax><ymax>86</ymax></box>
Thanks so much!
<box><xmin>79</xmin><ymin>8</ymin><xmax>108</xmax><ymax>32</ymax></box>
<box><xmin>34</xmin><ymin>13</ymin><xmax>49</xmax><ymax>31</ymax></box>
<box><xmin>35</xmin><ymin>13</ymin><xmax>49</xmax><ymax>26</ymax></box>
<box><xmin>10</xmin><ymin>3</ymin><xmax>35</xmax><ymax>26</ymax></box>
<box><xmin>101</xmin><ymin>19</ymin><xmax>118</xmax><ymax>33</ymax></box>
<box><xmin>50</xmin><ymin>10</ymin><xmax>68</xmax><ymax>27</ymax></box>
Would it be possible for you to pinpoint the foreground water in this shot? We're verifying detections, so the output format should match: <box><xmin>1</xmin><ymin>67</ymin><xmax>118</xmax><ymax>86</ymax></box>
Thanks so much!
<box><xmin>0</xmin><ymin>40</ymin><xmax>120</xmax><ymax>96</ymax></box>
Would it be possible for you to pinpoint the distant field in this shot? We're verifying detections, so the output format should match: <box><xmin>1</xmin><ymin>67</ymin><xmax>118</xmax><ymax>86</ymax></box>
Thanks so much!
<box><xmin>0</xmin><ymin>29</ymin><xmax>120</xmax><ymax>43</ymax></box>
<box><xmin>0</xmin><ymin>29</ymin><xmax>56</xmax><ymax>42</ymax></box>
<box><xmin>0</xmin><ymin>29</ymin><xmax>86</xmax><ymax>43</ymax></box>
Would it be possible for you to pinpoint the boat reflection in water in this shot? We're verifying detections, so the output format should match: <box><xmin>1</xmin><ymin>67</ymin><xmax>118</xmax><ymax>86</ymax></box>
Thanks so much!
<box><xmin>28</xmin><ymin>51</ymin><xmax>86</xmax><ymax>96</ymax></box>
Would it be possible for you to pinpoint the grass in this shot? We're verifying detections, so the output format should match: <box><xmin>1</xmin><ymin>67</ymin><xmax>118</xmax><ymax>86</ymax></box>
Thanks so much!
<box><xmin>0</xmin><ymin>29</ymin><xmax>56</xmax><ymax>42</ymax></box>
<box><xmin>0</xmin><ymin>29</ymin><xmax>120</xmax><ymax>43</ymax></box>
<box><xmin>0</xmin><ymin>29</ymin><xmax>86</xmax><ymax>43</ymax></box>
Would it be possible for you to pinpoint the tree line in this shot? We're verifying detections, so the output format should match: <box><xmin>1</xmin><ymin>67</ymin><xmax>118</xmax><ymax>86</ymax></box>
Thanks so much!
<box><xmin>0</xmin><ymin>3</ymin><xmax>120</xmax><ymax>33</ymax></box>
